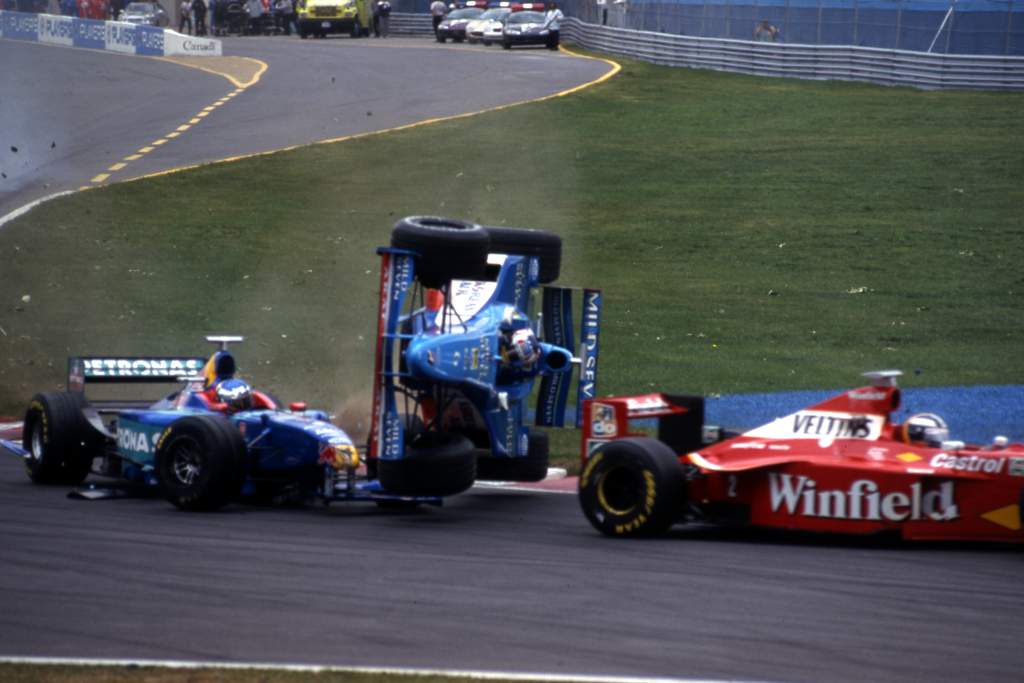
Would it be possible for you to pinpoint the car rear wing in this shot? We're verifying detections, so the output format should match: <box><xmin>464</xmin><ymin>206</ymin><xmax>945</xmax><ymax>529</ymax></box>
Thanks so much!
<box><xmin>579</xmin><ymin>393</ymin><xmax>707</xmax><ymax>464</ymax></box>
<box><xmin>534</xmin><ymin>286</ymin><xmax>601</xmax><ymax>428</ymax></box>
<box><xmin>67</xmin><ymin>356</ymin><xmax>206</xmax><ymax>409</ymax></box>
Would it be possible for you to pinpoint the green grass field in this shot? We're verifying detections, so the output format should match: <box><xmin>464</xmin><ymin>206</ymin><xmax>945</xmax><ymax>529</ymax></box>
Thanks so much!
<box><xmin>2</xmin><ymin>54</ymin><xmax>1022</xmax><ymax>467</ymax></box>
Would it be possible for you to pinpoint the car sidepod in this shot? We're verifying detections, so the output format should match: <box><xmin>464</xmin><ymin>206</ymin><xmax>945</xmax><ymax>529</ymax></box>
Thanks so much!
<box><xmin>115</xmin><ymin>409</ymin><xmax>201</xmax><ymax>481</ymax></box>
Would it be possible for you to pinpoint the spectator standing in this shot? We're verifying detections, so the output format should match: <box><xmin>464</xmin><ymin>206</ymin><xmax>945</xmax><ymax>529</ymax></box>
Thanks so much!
<box><xmin>544</xmin><ymin>2</ymin><xmax>562</xmax><ymax>44</ymax></box>
<box><xmin>545</xmin><ymin>2</ymin><xmax>563</xmax><ymax>27</ymax></box>
<box><xmin>179</xmin><ymin>0</ymin><xmax>192</xmax><ymax>33</ymax></box>
<box><xmin>375</xmin><ymin>0</ymin><xmax>390</xmax><ymax>37</ymax></box>
<box><xmin>193</xmin><ymin>0</ymin><xmax>207</xmax><ymax>35</ymax></box>
<box><xmin>274</xmin><ymin>0</ymin><xmax>291</xmax><ymax>34</ymax></box>
<box><xmin>754</xmin><ymin>19</ymin><xmax>779</xmax><ymax>42</ymax></box>
<box><xmin>209</xmin><ymin>0</ymin><xmax>221</xmax><ymax>35</ymax></box>
<box><xmin>245</xmin><ymin>0</ymin><xmax>263</xmax><ymax>34</ymax></box>
<box><xmin>429</xmin><ymin>0</ymin><xmax>446</xmax><ymax>38</ymax></box>
<box><xmin>60</xmin><ymin>0</ymin><xmax>76</xmax><ymax>15</ymax></box>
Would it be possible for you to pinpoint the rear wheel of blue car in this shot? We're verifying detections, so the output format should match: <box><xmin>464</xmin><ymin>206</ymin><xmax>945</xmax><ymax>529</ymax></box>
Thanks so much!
<box><xmin>155</xmin><ymin>415</ymin><xmax>246</xmax><ymax>511</ymax></box>
<box><xmin>483</xmin><ymin>226</ymin><xmax>561</xmax><ymax>283</ymax></box>
<box><xmin>578</xmin><ymin>437</ymin><xmax>684</xmax><ymax>537</ymax></box>
<box><xmin>476</xmin><ymin>429</ymin><xmax>550</xmax><ymax>482</ymax></box>
<box><xmin>391</xmin><ymin>216</ymin><xmax>490</xmax><ymax>288</ymax></box>
<box><xmin>378</xmin><ymin>431</ymin><xmax>476</xmax><ymax>497</ymax></box>
<box><xmin>22</xmin><ymin>391</ymin><xmax>97</xmax><ymax>485</ymax></box>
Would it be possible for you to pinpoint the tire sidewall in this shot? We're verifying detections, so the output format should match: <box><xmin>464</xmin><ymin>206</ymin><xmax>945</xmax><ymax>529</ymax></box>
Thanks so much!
<box><xmin>390</xmin><ymin>216</ymin><xmax>490</xmax><ymax>288</ymax></box>
<box><xmin>156</xmin><ymin>428</ymin><xmax>214</xmax><ymax>506</ymax></box>
<box><xmin>22</xmin><ymin>391</ymin><xmax>93</xmax><ymax>485</ymax></box>
<box><xmin>155</xmin><ymin>415</ymin><xmax>245</xmax><ymax>510</ymax></box>
<box><xmin>578</xmin><ymin>438</ymin><xmax>683</xmax><ymax>537</ymax></box>
<box><xmin>378</xmin><ymin>431</ymin><xmax>477</xmax><ymax>497</ymax></box>
<box><xmin>475</xmin><ymin>429</ymin><xmax>550</xmax><ymax>482</ymax></box>
<box><xmin>483</xmin><ymin>226</ymin><xmax>562</xmax><ymax>284</ymax></box>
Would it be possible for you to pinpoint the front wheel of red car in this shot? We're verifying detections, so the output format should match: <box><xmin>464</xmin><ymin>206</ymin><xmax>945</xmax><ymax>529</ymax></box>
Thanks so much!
<box><xmin>578</xmin><ymin>437</ymin><xmax>684</xmax><ymax>537</ymax></box>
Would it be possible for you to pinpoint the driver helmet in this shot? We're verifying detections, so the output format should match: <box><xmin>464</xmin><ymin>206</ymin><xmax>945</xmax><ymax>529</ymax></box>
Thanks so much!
<box><xmin>507</xmin><ymin>328</ymin><xmax>540</xmax><ymax>366</ymax></box>
<box><xmin>901</xmin><ymin>413</ymin><xmax>948</xmax><ymax>447</ymax></box>
<box><xmin>215</xmin><ymin>378</ymin><xmax>254</xmax><ymax>413</ymax></box>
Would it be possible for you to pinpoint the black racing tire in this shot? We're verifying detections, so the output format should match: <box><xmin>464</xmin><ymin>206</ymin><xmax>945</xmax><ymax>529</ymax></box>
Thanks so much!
<box><xmin>378</xmin><ymin>432</ymin><xmax>476</xmax><ymax>497</ymax></box>
<box><xmin>155</xmin><ymin>415</ymin><xmax>247</xmax><ymax>511</ymax></box>
<box><xmin>483</xmin><ymin>226</ymin><xmax>562</xmax><ymax>283</ymax></box>
<box><xmin>476</xmin><ymin>429</ymin><xmax>550</xmax><ymax>482</ymax></box>
<box><xmin>350</xmin><ymin>21</ymin><xmax>360</xmax><ymax>37</ymax></box>
<box><xmin>437</xmin><ymin>34</ymin><xmax>446</xmax><ymax>43</ymax></box>
<box><xmin>375</xmin><ymin>499</ymin><xmax>422</xmax><ymax>511</ymax></box>
<box><xmin>578</xmin><ymin>437</ymin><xmax>684</xmax><ymax>537</ymax></box>
<box><xmin>502</xmin><ymin>40</ymin><xmax>510</xmax><ymax>50</ymax></box>
<box><xmin>22</xmin><ymin>391</ymin><xmax>96</xmax><ymax>485</ymax></box>
<box><xmin>390</xmin><ymin>216</ymin><xmax>490</xmax><ymax>288</ymax></box>
<box><xmin>483</xmin><ymin>40</ymin><xmax>491</xmax><ymax>46</ymax></box>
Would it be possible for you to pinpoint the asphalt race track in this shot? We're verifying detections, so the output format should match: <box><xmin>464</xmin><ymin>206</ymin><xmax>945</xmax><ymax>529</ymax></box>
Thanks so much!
<box><xmin>0</xmin><ymin>36</ymin><xmax>612</xmax><ymax>219</ymax></box>
<box><xmin>3</xmin><ymin>36</ymin><xmax>1024</xmax><ymax>683</ymax></box>
<box><xmin>0</xmin><ymin>448</ymin><xmax>1022</xmax><ymax>683</ymax></box>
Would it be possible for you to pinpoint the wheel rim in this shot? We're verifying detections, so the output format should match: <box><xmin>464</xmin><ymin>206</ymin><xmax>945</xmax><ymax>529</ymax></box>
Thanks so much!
<box><xmin>596</xmin><ymin>465</ymin><xmax>644</xmax><ymax>516</ymax></box>
<box><xmin>29</xmin><ymin>421</ymin><xmax>44</xmax><ymax>463</ymax></box>
<box><xmin>169</xmin><ymin>438</ymin><xmax>203</xmax><ymax>486</ymax></box>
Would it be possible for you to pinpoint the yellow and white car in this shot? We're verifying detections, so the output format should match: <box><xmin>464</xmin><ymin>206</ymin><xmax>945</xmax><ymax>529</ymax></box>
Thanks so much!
<box><xmin>297</xmin><ymin>0</ymin><xmax>371</xmax><ymax>38</ymax></box>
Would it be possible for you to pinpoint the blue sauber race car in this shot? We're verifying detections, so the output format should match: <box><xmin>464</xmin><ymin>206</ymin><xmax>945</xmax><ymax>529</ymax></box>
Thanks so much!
<box><xmin>368</xmin><ymin>216</ymin><xmax>602</xmax><ymax>497</ymax></box>
<box><xmin>2</xmin><ymin>216</ymin><xmax>600</xmax><ymax>509</ymax></box>
<box><xmin>1</xmin><ymin>336</ymin><xmax>421</xmax><ymax>510</ymax></box>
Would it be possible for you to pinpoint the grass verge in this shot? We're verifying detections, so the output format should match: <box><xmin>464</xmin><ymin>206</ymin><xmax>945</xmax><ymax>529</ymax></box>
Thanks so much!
<box><xmin>2</xmin><ymin>54</ymin><xmax>1022</xmax><ymax>469</ymax></box>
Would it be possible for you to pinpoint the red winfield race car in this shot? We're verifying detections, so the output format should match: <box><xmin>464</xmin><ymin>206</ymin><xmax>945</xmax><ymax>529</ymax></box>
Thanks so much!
<box><xmin>578</xmin><ymin>371</ymin><xmax>1024</xmax><ymax>542</ymax></box>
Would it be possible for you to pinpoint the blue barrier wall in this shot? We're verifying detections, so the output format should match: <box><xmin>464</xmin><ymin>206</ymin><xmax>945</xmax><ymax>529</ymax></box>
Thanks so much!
<box><xmin>0</xmin><ymin>10</ymin><xmax>215</xmax><ymax>55</ymax></box>
<box><xmin>706</xmin><ymin>385</ymin><xmax>1024</xmax><ymax>444</ymax></box>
